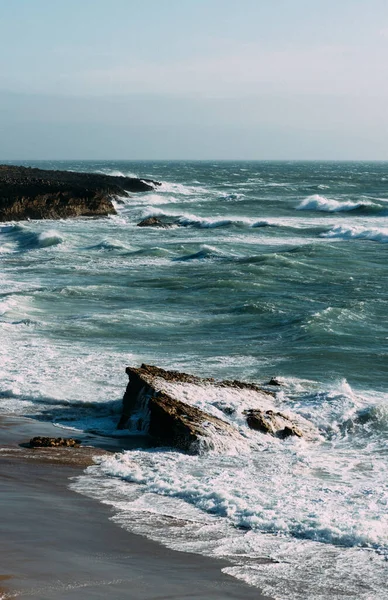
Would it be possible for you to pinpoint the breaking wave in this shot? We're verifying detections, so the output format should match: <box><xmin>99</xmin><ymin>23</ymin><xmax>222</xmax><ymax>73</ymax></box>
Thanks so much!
<box><xmin>321</xmin><ymin>224</ymin><xmax>388</xmax><ymax>243</ymax></box>
<box><xmin>71</xmin><ymin>378</ymin><xmax>388</xmax><ymax>600</ymax></box>
<box><xmin>85</xmin><ymin>239</ymin><xmax>131</xmax><ymax>252</ymax></box>
<box><xmin>140</xmin><ymin>208</ymin><xmax>273</xmax><ymax>229</ymax></box>
<box><xmin>297</xmin><ymin>194</ymin><xmax>385</xmax><ymax>213</ymax></box>
<box><xmin>173</xmin><ymin>245</ymin><xmax>230</xmax><ymax>261</ymax></box>
<box><xmin>156</xmin><ymin>181</ymin><xmax>210</xmax><ymax>196</ymax></box>
<box><xmin>177</xmin><ymin>214</ymin><xmax>247</xmax><ymax>228</ymax></box>
<box><xmin>94</xmin><ymin>168</ymin><xmax>138</xmax><ymax>178</ymax></box>
<box><xmin>0</xmin><ymin>224</ymin><xmax>63</xmax><ymax>251</ymax></box>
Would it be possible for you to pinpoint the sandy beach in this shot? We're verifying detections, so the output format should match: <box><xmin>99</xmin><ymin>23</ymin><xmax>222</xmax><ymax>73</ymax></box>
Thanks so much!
<box><xmin>0</xmin><ymin>416</ymin><xmax>272</xmax><ymax>599</ymax></box>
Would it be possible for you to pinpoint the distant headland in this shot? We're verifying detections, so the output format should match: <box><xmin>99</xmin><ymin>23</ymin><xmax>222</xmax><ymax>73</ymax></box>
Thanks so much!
<box><xmin>0</xmin><ymin>165</ymin><xmax>160</xmax><ymax>221</ymax></box>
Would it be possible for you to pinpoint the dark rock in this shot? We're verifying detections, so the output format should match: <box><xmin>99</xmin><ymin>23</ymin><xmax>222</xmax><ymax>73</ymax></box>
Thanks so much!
<box><xmin>220</xmin><ymin>379</ymin><xmax>275</xmax><ymax>396</ymax></box>
<box><xmin>212</xmin><ymin>402</ymin><xmax>236</xmax><ymax>416</ymax></box>
<box><xmin>117</xmin><ymin>364</ymin><xmax>314</xmax><ymax>452</ymax></box>
<box><xmin>117</xmin><ymin>366</ymin><xmax>155</xmax><ymax>431</ymax></box>
<box><xmin>129</xmin><ymin>363</ymin><xmax>273</xmax><ymax>391</ymax></box>
<box><xmin>134</xmin><ymin>363</ymin><xmax>213</xmax><ymax>385</ymax></box>
<box><xmin>29</xmin><ymin>436</ymin><xmax>81</xmax><ymax>448</ymax></box>
<box><xmin>0</xmin><ymin>165</ymin><xmax>161</xmax><ymax>222</ymax></box>
<box><xmin>244</xmin><ymin>409</ymin><xmax>303</xmax><ymax>438</ymax></box>
<box><xmin>267</xmin><ymin>377</ymin><xmax>282</xmax><ymax>386</ymax></box>
<box><xmin>118</xmin><ymin>365</ymin><xmax>252</xmax><ymax>452</ymax></box>
<box><xmin>148</xmin><ymin>392</ymin><xmax>241</xmax><ymax>452</ymax></box>
<box><xmin>136</xmin><ymin>217</ymin><xmax>172</xmax><ymax>228</ymax></box>
<box><xmin>277</xmin><ymin>426</ymin><xmax>303</xmax><ymax>439</ymax></box>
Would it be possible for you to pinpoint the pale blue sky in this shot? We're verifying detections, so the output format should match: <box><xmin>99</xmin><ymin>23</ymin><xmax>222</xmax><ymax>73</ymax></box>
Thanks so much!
<box><xmin>1</xmin><ymin>0</ymin><xmax>387</xmax><ymax>159</ymax></box>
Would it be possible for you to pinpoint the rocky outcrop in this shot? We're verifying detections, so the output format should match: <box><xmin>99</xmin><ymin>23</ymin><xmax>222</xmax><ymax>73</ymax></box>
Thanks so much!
<box><xmin>118</xmin><ymin>364</ymin><xmax>317</xmax><ymax>452</ymax></box>
<box><xmin>137</xmin><ymin>217</ymin><xmax>172</xmax><ymax>228</ymax></box>
<box><xmin>0</xmin><ymin>165</ymin><xmax>160</xmax><ymax>221</ymax></box>
<box><xmin>118</xmin><ymin>365</ymin><xmax>245</xmax><ymax>452</ymax></box>
<box><xmin>267</xmin><ymin>377</ymin><xmax>282</xmax><ymax>386</ymax></box>
<box><xmin>29</xmin><ymin>437</ymin><xmax>81</xmax><ymax>448</ymax></box>
<box><xmin>148</xmin><ymin>392</ymin><xmax>243</xmax><ymax>452</ymax></box>
<box><xmin>244</xmin><ymin>409</ymin><xmax>303</xmax><ymax>438</ymax></box>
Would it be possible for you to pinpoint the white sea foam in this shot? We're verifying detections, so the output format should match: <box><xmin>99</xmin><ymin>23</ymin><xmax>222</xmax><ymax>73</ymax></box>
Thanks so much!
<box><xmin>143</xmin><ymin>193</ymin><xmax>180</xmax><ymax>205</ymax></box>
<box><xmin>0</xmin><ymin>294</ymin><xmax>35</xmax><ymax>320</ymax></box>
<box><xmin>297</xmin><ymin>194</ymin><xmax>375</xmax><ymax>212</ymax></box>
<box><xmin>140</xmin><ymin>207</ymin><xmax>243</xmax><ymax>227</ymax></box>
<box><xmin>155</xmin><ymin>380</ymin><xmax>273</xmax><ymax>429</ymax></box>
<box><xmin>36</xmin><ymin>230</ymin><xmax>64</xmax><ymax>247</ymax></box>
<box><xmin>0</xmin><ymin>311</ymin><xmax>138</xmax><ymax>419</ymax></box>
<box><xmin>156</xmin><ymin>181</ymin><xmax>210</xmax><ymax>195</ymax></box>
<box><xmin>141</xmin><ymin>207</ymin><xmax>271</xmax><ymax>229</ymax></box>
<box><xmin>0</xmin><ymin>224</ymin><xmax>64</xmax><ymax>251</ymax></box>
<box><xmin>140</xmin><ymin>207</ymin><xmax>355</xmax><ymax>233</ymax></box>
<box><xmin>69</xmin><ymin>375</ymin><xmax>388</xmax><ymax>600</ymax></box>
<box><xmin>218</xmin><ymin>192</ymin><xmax>246</xmax><ymax>201</ymax></box>
<box><xmin>95</xmin><ymin>168</ymin><xmax>138</xmax><ymax>178</ymax></box>
<box><xmin>173</xmin><ymin>244</ymin><xmax>232</xmax><ymax>261</ymax></box>
<box><xmin>119</xmin><ymin>193</ymin><xmax>184</xmax><ymax>209</ymax></box>
<box><xmin>222</xmin><ymin>543</ymin><xmax>386</xmax><ymax>600</ymax></box>
<box><xmin>264</xmin><ymin>182</ymin><xmax>293</xmax><ymax>188</ymax></box>
<box><xmin>95</xmin><ymin>444</ymin><xmax>388</xmax><ymax>550</ymax></box>
<box><xmin>72</xmin><ymin>409</ymin><xmax>387</xmax><ymax>599</ymax></box>
<box><xmin>322</xmin><ymin>224</ymin><xmax>388</xmax><ymax>243</ymax></box>
<box><xmin>85</xmin><ymin>238</ymin><xmax>132</xmax><ymax>252</ymax></box>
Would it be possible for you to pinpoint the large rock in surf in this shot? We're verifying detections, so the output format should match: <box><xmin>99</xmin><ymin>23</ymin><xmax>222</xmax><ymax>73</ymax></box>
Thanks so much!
<box><xmin>136</xmin><ymin>217</ymin><xmax>172</xmax><ymax>228</ymax></box>
<box><xmin>118</xmin><ymin>365</ymin><xmax>245</xmax><ymax>452</ymax></box>
<box><xmin>118</xmin><ymin>364</ymin><xmax>317</xmax><ymax>452</ymax></box>
<box><xmin>0</xmin><ymin>165</ymin><xmax>160</xmax><ymax>221</ymax></box>
<box><xmin>244</xmin><ymin>409</ymin><xmax>303</xmax><ymax>438</ymax></box>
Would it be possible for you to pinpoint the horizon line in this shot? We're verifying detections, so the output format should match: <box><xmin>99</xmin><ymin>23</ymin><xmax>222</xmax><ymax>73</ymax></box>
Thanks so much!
<box><xmin>1</xmin><ymin>158</ymin><xmax>388</xmax><ymax>163</ymax></box>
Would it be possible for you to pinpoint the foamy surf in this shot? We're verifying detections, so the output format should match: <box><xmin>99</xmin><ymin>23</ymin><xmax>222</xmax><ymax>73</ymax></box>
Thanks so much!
<box><xmin>72</xmin><ymin>378</ymin><xmax>388</xmax><ymax>600</ymax></box>
<box><xmin>156</xmin><ymin>180</ymin><xmax>211</xmax><ymax>195</ymax></box>
<box><xmin>68</xmin><ymin>373</ymin><xmax>388</xmax><ymax>600</ymax></box>
<box><xmin>94</xmin><ymin>168</ymin><xmax>139</xmax><ymax>178</ymax></box>
<box><xmin>0</xmin><ymin>224</ymin><xmax>64</xmax><ymax>251</ymax></box>
<box><xmin>321</xmin><ymin>224</ymin><xmax>388</xmax><ymax>243</ymax></box>
<box><xmin>297</xmin><ymin>194</ymin><xmax>383</xmax><ymax>213</ymax></box>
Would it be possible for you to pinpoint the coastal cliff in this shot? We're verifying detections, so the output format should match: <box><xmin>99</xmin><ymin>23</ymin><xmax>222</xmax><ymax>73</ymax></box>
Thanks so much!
<box><xmin>0</xmin><ymin>165</ymin><xmax>160</xmax><ymax>221</ymax></box>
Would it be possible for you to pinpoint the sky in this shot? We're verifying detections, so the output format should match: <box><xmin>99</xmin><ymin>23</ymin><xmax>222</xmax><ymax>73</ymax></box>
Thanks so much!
<box><xmin>0</xmin><ymin>0</ymin><xmax>388</xmax><ymax>160</ymax></box>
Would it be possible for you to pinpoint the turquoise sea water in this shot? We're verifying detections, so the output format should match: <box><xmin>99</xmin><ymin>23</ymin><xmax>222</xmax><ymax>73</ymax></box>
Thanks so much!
<box><xmin>1</xmin><ymin>161</ymin><xmax>387</xmax><ymax>599</ymax></box>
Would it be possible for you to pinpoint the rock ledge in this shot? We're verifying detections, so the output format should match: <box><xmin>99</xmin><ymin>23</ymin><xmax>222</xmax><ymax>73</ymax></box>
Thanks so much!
<box><xmin>118</xmin><ymin>364</ymin><xmax>318</xmax><ymax>453</ymax></box>
<box><xmin>0</xmin><ymin>165</ymin><xmax>160</xmax><ymax>221</ymax></box>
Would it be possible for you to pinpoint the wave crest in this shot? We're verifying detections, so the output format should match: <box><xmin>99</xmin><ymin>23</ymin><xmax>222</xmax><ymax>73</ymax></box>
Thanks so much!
<box><xmin>173</xmin><ymin>245</ymin><xmax>228</xmax><ymax>261</ymax></box>
<box><xmin>322</xmin><ymin>225</ymin><xmax>388</xmax><ymax>243</ymax></box>
<box><xmin>297</xmin><ymin>194</ymin><xmax>382</xmax><ymax>213</ymax></box>
<box><xmin>0</xmin><ymin>225</ymin><xmax>63</xmax><ymax>250</ymax></box>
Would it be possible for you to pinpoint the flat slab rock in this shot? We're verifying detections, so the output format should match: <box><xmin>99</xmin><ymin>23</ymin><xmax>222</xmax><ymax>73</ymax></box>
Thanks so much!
<box><xmin>0</xmin><ymin>165</ymin><xmax>160</xmax><ymax>221</ymax></box>
<box><xmin>118</xmin><ymin>364</ymin><xmax>317</xmax><ymax>453</ymax></box>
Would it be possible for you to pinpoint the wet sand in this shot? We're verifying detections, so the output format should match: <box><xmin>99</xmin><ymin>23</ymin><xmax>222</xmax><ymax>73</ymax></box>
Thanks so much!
<box><xmin>0</xmin><ymin>416</ymin><xmax>272</xmax><ymax>599</ymax></box>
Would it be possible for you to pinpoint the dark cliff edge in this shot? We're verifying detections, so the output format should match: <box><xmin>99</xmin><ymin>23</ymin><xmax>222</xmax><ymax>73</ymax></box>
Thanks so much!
<box><xmin>0</xmin><ymin>165</ymin><xmax>160</xmax><ymax>221</ymax></box>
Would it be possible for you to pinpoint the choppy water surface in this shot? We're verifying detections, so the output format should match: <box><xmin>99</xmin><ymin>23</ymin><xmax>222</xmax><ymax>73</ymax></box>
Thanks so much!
<box><xmin>1</xmin><ymin>161</ymin><xmax>387</xmax><ymax>599</ymax></box>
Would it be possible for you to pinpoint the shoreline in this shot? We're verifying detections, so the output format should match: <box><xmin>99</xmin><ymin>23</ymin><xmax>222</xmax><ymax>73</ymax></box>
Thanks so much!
<box><xmin>0</xmin><ymin>415</ymin><xmax>273</xmax><ymax>600</ymax></box>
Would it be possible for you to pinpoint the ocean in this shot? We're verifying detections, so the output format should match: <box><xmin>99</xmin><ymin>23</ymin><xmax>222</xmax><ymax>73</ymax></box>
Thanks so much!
<box><xmin>0</xmin><ymin>160</ymin><xmax>387</xmax><ymax>599</ymax></box>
